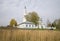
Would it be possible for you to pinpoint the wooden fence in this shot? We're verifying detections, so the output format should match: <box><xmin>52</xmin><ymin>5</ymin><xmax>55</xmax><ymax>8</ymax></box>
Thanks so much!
<box><xmin>0</xmin><ymin>29</ymin><xmax>60</xmax><ymax>41</ymax></box>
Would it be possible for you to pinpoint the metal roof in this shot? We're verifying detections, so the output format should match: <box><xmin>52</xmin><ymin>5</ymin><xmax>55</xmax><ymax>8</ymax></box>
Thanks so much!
<box><xmin>18</xmin><ymin>21</ymin><xmax>35</xmax><ymax>25</ymax></box>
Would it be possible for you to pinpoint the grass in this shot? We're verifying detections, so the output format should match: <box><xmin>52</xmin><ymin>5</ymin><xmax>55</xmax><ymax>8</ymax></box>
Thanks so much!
<box><xmin>0</xmin><ymin>28</ymin><xmax>60</xmax><ymax>41</ymax></box>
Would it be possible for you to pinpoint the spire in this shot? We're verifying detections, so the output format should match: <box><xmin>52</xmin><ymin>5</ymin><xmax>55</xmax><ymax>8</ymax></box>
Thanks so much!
<box><xmin>24</xmin><ymin>6</ymin><xmax>26</xmax><ymax>9</ymax></box>
<box><xmin>23</xmin><ymin>6</ymin><xmax>27</xmax><ymax>22</ymax></box>
<box><xmin>24</xmin><ymin>6</ymin><xmax>27</xmax><ymax>15</ymax></box>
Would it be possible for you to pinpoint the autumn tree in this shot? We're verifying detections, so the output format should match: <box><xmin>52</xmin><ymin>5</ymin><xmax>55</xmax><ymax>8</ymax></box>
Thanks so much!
<box><xmin>25</xmin><ymin>11</ymin><xmax>40</xmax><ymax>28</ymax></box>
<box><xmin>52</xmin><ymin>19</ymin><xmax>60</xmax><ymax>29</ymax></box>
<box><xmin>10</xmin><ymin>19</ymin><xmax>17</xmax><ymax>27</ymax></box>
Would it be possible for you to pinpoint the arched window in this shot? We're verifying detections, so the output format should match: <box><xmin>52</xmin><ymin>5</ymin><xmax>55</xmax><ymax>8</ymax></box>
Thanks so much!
<box><xmin>26</xmin><ymin>24</ymin><xmax>28</xmax><ymax>27</ymax></box>
<box><xmin>29</xmin><ymin>24</ymin><xmax>31</xmax><ymax>27</ymax></box>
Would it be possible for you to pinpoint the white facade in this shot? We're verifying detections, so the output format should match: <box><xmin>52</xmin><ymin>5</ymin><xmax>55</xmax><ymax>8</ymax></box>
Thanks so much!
<box><xmin>17</xmin><ymin>22</ymin><xmax>38</xmax><ymax>28</ymax></box>
<box><xmin>17</xmin><ymin>21</ymin><xmax>46</xmax><ymax>29</ymax></box>
<box><xmin>18</xmin><ymin>24</ymin><xmax>38</xmax><ymax>28</ymax></box>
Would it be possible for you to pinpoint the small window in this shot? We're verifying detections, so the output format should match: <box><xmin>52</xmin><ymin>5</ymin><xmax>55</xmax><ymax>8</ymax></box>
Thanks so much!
<box><xmin>29</xmin><ymin>24</ymin><xmax>31</xmax><ymax>27</ymax></box>
<box><xmin>26</xmin><ymin>24</ymin><xmax>28</xmax><ymax>27</ymax></box>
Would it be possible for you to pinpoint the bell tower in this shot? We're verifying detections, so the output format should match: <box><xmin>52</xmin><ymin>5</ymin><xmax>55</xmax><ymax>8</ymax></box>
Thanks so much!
<box><xmin>23</xmin><ymin>6</ymin><xmax>27</xmax><ymax>22</ymax></box>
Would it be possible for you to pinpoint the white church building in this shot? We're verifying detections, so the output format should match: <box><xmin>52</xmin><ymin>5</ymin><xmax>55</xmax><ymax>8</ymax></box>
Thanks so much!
<box><xmin>17</xmin><ymin>6</ymin><xmax>46</xmax><ymax>29</ymax></box>
<box><xmin>17</xmin><ymin>6</ymin><xmax>56</xmax><ymax>29</ymax></box>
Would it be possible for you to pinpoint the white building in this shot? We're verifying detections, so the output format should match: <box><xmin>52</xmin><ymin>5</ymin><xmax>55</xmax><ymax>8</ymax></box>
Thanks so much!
<box><xmin>17</xmin><ymin>6</ymin><xmax>46</xmax><ymax>29</ymax></box>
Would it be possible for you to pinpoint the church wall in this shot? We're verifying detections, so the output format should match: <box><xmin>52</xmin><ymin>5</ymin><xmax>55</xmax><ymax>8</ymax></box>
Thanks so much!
<box><xmin>17</xmin><ymin>23</ymin><xmax>47</xmax><ymax>29</ymax></box>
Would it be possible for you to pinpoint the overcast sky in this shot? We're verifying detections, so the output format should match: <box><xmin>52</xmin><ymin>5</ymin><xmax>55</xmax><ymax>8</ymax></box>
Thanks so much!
<box><xmin>0</xmin><ymin>0</ymin><xmax>60</xmax><ymax>26</ymax></box>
